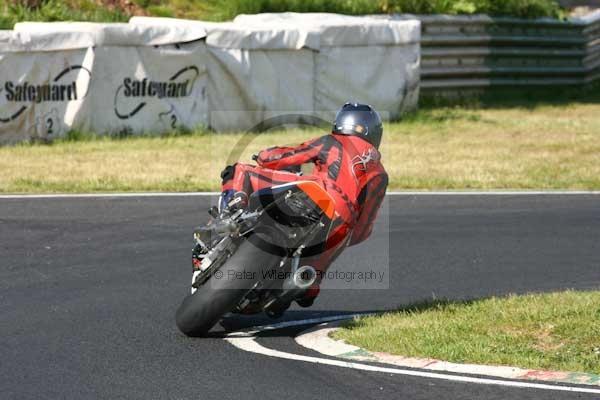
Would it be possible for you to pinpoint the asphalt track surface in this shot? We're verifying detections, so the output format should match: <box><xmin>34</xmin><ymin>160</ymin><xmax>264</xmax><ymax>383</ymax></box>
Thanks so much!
<box><xmin>1</xmin><ymin>194</ymin><xmax>599</xmax><ymax>400</ymax></box>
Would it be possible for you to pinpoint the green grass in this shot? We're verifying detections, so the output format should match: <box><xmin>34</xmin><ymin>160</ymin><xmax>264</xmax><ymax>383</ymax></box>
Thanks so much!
<box><xmin>0</xmin><ymin>0</ymin><xmax>128</xmax><ymax>29</ymax></box>
<box><xmin>1</xmin><ymin>101</ymin><xmax>600</xmax><ymax>193</ymax></box>
<box><xmin>0</xmin><ymin>0</ymin><xmax>564</xmax><ymax>29</ymax></box>
<box><xmin>334</xmin><ymin>291</ymin><xmax>600</xmax><ymax>374</ymax></box>
<box><xmin>212</xmin><ymin>0</ymin><xmax>562</xmax><ymax>20</ymax></box>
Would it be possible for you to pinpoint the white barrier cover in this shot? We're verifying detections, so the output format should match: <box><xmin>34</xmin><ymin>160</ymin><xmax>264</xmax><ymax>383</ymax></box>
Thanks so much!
<box><xmin>82</xmin><ymin>41</ymin><xmax>208</xmax><ymax>135</ymax></box>
<box><xmin>206</xmin><ymin>22</ymin><xmax>320</xmax><ymax>50</ymax></box>
<box><xmin>13</xmin><ymin>21</ymin><xmax>207</xmax><ymax>46</ymax></box>
<box><xmin>136</xmin><ymin>14</ymin><xmax>420</xmax><ymax>131</ymax></box>
<box><xmin>234</xmin><ymin>13</ymin><xmax>421</xmax><ymax>119</ymax></box>
<box><xmin>0</xmin><ymin>38</ymin><xmax>94</xmax><ymax>143</ymax></box>
<box><xmin>1</xmin><ymin>15</ymin><xmax>421</xmax><ymax>143</ymax></box>
<box><xmin>315</xmin><ymin>43</ymin><xmax>420</xmax><ymax>118</ymax></box>
<box><xmin>1</xmin><ymin>23</ymin><xmax>208</xmax><ymax>143</ymax></box>
<box><xmin>234</xmin><ymin>12</ymin><xmax>421</xmax><ymax>46</ymax></box>
<box><xmin>131</xmin><ymin>18</ymin><xmax>319</xmax><ymax>131</ymax></box>
<box><xmin>206</xmin><ymin>23</ymin><xmax>318</xmax><ymax>131</ymax></box>
<box><xmin>0</xmin><ymin>30</ymin><xmax>95</xmax><ymax>52</ymax></box>
<box><xmin>130</xmin><ymin>16</ymin><xmax>220</xmax><ymax>32</ymax></box>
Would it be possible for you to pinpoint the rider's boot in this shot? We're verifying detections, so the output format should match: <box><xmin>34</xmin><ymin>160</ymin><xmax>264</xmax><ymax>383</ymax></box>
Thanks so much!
<box><xmin>220</xmin><ymin>191</ymin><xmax>248</xmax><ymax>215</ymax></box>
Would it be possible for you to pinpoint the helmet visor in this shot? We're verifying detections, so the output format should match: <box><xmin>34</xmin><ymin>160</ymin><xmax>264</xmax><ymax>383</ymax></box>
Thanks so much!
<box><xmin>335</xmin><ymin>122</ymin><xmax>367</xmax><ymax>136</ymax></box>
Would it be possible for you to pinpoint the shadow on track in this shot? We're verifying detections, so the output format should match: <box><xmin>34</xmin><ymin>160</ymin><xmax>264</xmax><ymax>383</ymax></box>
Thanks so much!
<box><xmin>195</xmin><ymin>299</ymin><xmax>475</xmax><ymax>339</ymax></box>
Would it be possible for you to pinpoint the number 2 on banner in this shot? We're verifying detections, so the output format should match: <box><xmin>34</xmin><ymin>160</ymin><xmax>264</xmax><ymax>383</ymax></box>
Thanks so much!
<box><xmin>47</xmin><ymin>118</ymin><xmax>54</xmax><ymax>135</ymax></box>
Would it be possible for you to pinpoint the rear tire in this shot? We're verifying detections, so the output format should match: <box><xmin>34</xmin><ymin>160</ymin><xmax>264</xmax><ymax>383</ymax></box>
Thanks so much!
<box><xmin>175</xmin><ymin>234</ymin><xmax>281</xmax><ymax>337</ymax></box>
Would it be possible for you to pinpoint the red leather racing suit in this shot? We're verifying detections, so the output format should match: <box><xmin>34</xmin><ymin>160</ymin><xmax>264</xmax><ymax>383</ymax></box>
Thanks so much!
<box><xmin>221</xmin><ymin>134</ymin><xmax>388</xmax><ymax>298</ymax></box>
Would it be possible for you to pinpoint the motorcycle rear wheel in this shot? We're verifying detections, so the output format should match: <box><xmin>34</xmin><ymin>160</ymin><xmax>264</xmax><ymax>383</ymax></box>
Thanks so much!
<box><xmin>175</xmin><ymin>234</ymin><xmax>281</xmax><ymax>337</ymax></box>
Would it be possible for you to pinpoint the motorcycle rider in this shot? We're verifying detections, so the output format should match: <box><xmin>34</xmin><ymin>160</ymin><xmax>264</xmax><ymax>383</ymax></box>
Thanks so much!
<box><xmin>197</xmin><ymin>102</ymin><xmax>388</xmax><ymax>309</ymax></box>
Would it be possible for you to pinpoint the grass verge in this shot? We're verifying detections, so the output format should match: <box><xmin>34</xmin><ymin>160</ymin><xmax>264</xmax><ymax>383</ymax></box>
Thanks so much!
<box><xmin>333</xmin><ymin>290</ymin><xmax>600</xmax><ymax>374</ymax></box>
<box><xmin>1</xmin><ymin>102</ymin><xmax>600</xmax><ymax>193</ymax></box>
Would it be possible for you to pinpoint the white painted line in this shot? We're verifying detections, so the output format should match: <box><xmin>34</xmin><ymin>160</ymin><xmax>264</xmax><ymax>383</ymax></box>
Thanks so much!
<box><xmin>225</xmin><ymin>336</ymin><xmax>600</xmax><ymax>395</ymax></box>
<box><xmin>295</xmin><ymin>323</ymin><xmax>377</xmax><ymax>359</ymax></box>
<box><xmin>295</xmin><ymin>322</ymin><xmax>600</xmax><ymax>386</ymax></box>
<box><xmin>1</xmin><ymin>191</ymin><xmax>599</xmax><ymax>199</ymax></box>
<box><xmin>225</xmin><ymin>315</ymin><xmax>600</xmax><ymax>395</ymax></box>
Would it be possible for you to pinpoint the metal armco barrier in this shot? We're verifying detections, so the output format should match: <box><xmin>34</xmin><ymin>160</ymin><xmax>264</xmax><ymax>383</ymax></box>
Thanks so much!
<box><xmin>398</xmin><ymin>11</ymin><xmax>600</xmax><ymax>92</ymax></box>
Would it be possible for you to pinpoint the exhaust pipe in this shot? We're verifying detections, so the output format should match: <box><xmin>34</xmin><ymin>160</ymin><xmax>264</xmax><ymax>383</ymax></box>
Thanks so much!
<box><xmin>264</xmin><ymin>265</ymin><xmax>317</xmax><ymax>316</ymax></box>
<box><xmin>285</xmin><ymin>265</ymin><xmax>317</xmax><ymax>291</ymax></box>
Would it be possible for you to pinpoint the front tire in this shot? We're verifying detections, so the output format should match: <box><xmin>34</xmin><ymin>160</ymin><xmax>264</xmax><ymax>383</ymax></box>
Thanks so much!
<box><xmin>175</xmin><ymin>235</ymin><xmax>281</xmax><ymax>337</ymax></box>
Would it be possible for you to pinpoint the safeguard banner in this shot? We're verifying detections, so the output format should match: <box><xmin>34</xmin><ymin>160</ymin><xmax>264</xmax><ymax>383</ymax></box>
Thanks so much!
<box><xmin>80</xmin><ymin>42</ymin><xmax>208</xmax><ymax>135</ymax></box>
<box><xmin>0</xmin><ymin>15</ymin><xmax>420</xmax><ymax>144</ymax></box>
<box><xmin>0</xmin><ymin>22</ymin><xmax>208</xmax><ymax>144</ymax></box>
<box><xmin>0</xmin><ymin>32</ymin><xmax>94</xmax><ymax>143</ymax></box>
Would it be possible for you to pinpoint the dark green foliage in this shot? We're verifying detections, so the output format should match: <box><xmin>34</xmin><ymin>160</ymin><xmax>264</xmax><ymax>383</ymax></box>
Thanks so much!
<box><xmin>213</xmin><ymin>0</ymin><xmax>562</xmax><ymax>20</ymax></box>
<box><xmin>0</xmin><ymin>0</ymin><xmax>563</xmax><ymax>29</ymax></box>
<box><xmin>0</xmin><ymin>0</ymin><xmax>128</xmax><ymax>29</ymax></box>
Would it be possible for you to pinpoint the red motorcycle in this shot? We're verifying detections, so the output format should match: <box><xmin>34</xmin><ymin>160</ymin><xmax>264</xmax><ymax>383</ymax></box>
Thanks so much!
<box><xmin>176</xmin><ymin>180</ymin><xmax>334</xmax><ymax>337</ymax></box>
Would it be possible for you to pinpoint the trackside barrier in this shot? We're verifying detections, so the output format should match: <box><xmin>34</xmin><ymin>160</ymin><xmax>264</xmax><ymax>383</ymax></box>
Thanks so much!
<box><xmin>382</xmin><ymin>11</ymin><xmax>600</xmax><ymax>94</ymax></box>
<box><xmin>4</xmin><ymin>11</ymin><xmax>599</xmax><ymax>144</ymax></box>
<box><xmin>0</xmin><ymin>16</ymin><xmax>420</xmax><ymax>144</ymax></box>
<box><xmin>0</xmin><ymin>23</ymin><xmax>209</xmax><ymax>143</ymax></box>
